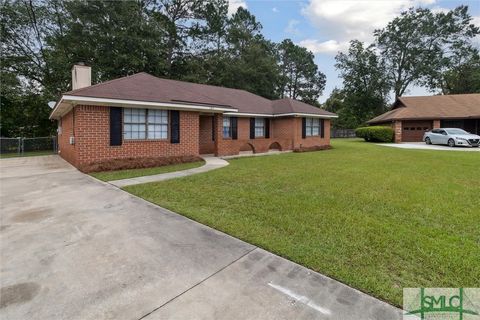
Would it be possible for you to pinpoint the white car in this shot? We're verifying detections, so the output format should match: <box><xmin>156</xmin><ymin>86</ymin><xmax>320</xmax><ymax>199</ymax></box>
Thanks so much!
<box><xmin>423</xmin><ymin>128</ymin><xmax>480</xmax><ymax>147</ymax></box>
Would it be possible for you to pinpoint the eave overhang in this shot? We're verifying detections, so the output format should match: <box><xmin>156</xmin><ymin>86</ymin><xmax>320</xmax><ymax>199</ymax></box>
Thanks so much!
<box><xmin>49</xmin><ymin>95</ymin><xmax>238</xmax><ymax>120</ymax></box>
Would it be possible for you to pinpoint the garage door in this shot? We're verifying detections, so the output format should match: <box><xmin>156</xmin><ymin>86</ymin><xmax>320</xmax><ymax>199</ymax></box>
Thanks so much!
<box><xmin>402</xmin><ymin>121</ymin><xmax>433</xmax><ymax>142</ymax></box>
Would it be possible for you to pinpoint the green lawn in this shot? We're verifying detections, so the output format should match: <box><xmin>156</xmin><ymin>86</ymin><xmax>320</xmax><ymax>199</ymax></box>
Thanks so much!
<box><xmin>0</xmin><ymin>151</ymin><xmax>55</xmax><ymax>158</ymax></box>
<box><xmin>90</xmin><ymin>160</ymin><xmax>204</xmax><ymax>181</ymax></box>
<box><xmin>124</xmin><ymin>139</ymin><xmax>480</xmax><ymax>306</ymax></box>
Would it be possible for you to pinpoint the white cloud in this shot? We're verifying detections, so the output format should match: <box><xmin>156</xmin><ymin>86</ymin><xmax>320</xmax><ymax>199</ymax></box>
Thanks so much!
<box><xmin>472</xmin><ymin>16</ymin><xmax>480</xmax><ymax>27</ymax></box>
<box><xmin>431</xmin><ymin>6</ymin><xmax>449</xmax><ymax>14</ymax></box>
<box><xmin>299</xmin><ymin>39</ymin><xmax>349</xmax><ymax>54</ymax></box>
<box><xmin>472</xmin><ymin>16</ymin><xmax>480</xmax><ymax>46</ymax></box>
<box><xmin>228</xmin><ymin>0</ymin><xmax>247</xmax><ymax>16</ymax></box>
<box><xmin>285</xmin><ymin>19</ymin><xmax>301</xmax><ymax>36</ymax></box>
<box><xmin>272</xmin><ymin>7</ymin><xmax>279</xmax><ymax>13</ymax></box>
<box><xmin>300</xmin><ymin>0</ymin><xmax>444</xmax><ymax>55</ymax></box>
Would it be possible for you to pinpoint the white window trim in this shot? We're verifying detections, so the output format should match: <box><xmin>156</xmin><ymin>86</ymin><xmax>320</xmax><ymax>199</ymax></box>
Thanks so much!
<box><xmin>123</xmin><ymin>108</ymin><xmax>169</xmax><ymax>141</ymax></box>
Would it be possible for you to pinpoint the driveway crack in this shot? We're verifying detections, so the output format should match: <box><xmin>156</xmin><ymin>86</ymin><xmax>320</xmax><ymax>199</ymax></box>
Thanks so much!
<box><xmin>136</xmin><ymin>247</ymin><xmax>258</xmax><ymax>320</ymax></box>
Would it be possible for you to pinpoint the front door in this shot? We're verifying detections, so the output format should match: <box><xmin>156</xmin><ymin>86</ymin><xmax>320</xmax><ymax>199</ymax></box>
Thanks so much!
<box><xmin>199</xmin><ymin>115</ymin><xmax>215</xmax><ymax>155</ymax></box>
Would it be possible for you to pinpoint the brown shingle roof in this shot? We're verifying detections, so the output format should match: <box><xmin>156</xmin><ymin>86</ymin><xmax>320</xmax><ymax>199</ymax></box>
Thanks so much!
<box><xmin>63</xmin><ymin>72</ymin><xmax>335</xmax><ymax>117</ymax></box>
<box><xmin>368</xmin><ymin>94</ymin><xmax>480</xmax><ymax>124</ymax></box>
<box><xmin>272</xmin><ymin>98</ymin><xmax>337</xmax><ymax>117</ymax></box>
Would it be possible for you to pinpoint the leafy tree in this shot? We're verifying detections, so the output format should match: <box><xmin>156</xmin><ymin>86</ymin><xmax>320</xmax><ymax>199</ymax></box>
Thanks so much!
<box><xmin>46</xmin><ymin>0</ymin><xmax>168</xmax><ymax>90</ymax></box>
<box><xmin>323</xmin><ymin>88</ymin><xmax>348</xmax><ymax>129</ymax></box>
<box><xmin>177</xmin><ymin>7</ymin><xmax>281</xmax><ymax>98</ymax></box>
<box><xmin>335</xmin><ymin>40</ymin><xmax>390</xmax><ymax>128</ymax></box>
<box><xmin>1</xmin><ymin>1</ymin><xmax>327</xmax><ymax>137</ymax></box>
<box><xmin>323</xmin><ymin>88</ymin><xmax>345</xmax><ymax>114</ymax></box>
<box><xmin>175</xmin><ymin>0</ymin><xmax>229</xmax><ymax>84</ymax></box>
<box><xmin>1</xmin><ymin>0</ymin><xmax>51</xmax><ymax>91</ymax></box>
<box><xmin>374</xmin><ymin>6</ymin><xmax>479</xmax><ymax>98</ymax></box>
<box><xmin>1</xmin><ymin>70</ymin><xmax>55</xmax><ymax>137</ymax></box>
<box><xmin>218</xmin><ymin>8</ymin><xmax>279</xmax><ymax>99</ymax></box>
<box><xmin>277</xmin><ymin>39</ymin><xmax>326</xmax><ymax>105</ymax></box>
<box><xmin>428</xmin><ymin>47</ymin><xmax>480</xmax><ymax>94</ymax></box>
<box><xmin>152</xmin><ymin>0</ymin><xmax>204</xmax><ymax>76</ymax></box>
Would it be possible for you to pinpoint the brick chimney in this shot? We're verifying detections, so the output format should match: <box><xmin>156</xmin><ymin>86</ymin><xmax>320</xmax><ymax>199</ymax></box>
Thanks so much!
<box><xmin>72</xmin><ymin>63</ymin><xmax>91</xmax><ymax>90</ymax></box>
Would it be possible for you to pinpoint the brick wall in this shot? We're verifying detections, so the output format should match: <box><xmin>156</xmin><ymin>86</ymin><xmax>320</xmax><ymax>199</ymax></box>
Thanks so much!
<box><xmin>59</xmin><ymin>105</ymin><xmax>199</xmax><ymax>170</ymax></box>
<box><xmin>292</xmin><ymin>118</ymin><xmax>331</xmax><ymax>149</ymax></box>
<box><xmin>58</xmin><ymin>106</ymin><xmax>332</xmax><ymax>170</ymax></box>
<box><xmin>214</xmin><ymin>115</ymin><xmax>331</xmax><ymax>156</ymax></box>
<box><xmin>57</xmin><ymin>109</ymin><xmax>78</xmax><ymax>167</ymax></box>
<box><xmin>394</xmin><ymin>121</ymin><xmax>403</xmax><ymax>143</ymax></box>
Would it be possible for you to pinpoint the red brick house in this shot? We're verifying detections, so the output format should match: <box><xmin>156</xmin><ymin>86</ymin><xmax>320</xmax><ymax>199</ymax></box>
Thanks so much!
<box><xmin>368</xmin><ymin>94</ymin><xmax>480</xmax><ymax>143</ymax></box>
<box><xmin>50</xmin><ymin>65</ymin><xmax>337</xmax><ymax>172</ymax></box>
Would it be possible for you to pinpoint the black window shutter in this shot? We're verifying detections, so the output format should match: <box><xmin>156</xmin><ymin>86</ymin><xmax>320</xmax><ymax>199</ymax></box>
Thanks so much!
<box><xmin>265</xmin><ymin>118</ymin><xmax>270</xmax><ymax>138</ymax></box>
<box><xmin>320</xmin><ymin>119</ymin><xmax>325</xmax><ymax>138</ymax></box>
<box><xmin>250</xmin><ymin>118</ymin><xmax>255</xmax><ymax>139</ymax></box>
<box><xmin>110</xmin><ymin>107</ymin><xmax>122</xmax><ymax>146</ymax></box>
<box><xmin>302</xmin><ymin>117</ymin><xmax>306</xmax><ymax>139</ymax></box>
<box><xmin>170</xmin><ymin>110</ymin><xmax>180</xmax><ymax>144</ymax></box>
<box><xmin>231</xmin><ymin>117</ymin><xmax>238</xmax><ymax>140</ymax></box>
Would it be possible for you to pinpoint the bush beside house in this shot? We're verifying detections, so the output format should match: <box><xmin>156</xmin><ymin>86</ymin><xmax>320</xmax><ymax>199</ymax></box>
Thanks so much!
<box><xmin>356</xmin><ymin>126</ymin><xmax>394</xmax><ymax>142</ymax></box>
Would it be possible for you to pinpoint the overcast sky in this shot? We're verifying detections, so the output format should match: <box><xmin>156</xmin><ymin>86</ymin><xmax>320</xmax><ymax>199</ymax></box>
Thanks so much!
<box><xmin>228</xmin><ymin>0</ymin><xmax>480</xmax><ymax>103</ymax></box>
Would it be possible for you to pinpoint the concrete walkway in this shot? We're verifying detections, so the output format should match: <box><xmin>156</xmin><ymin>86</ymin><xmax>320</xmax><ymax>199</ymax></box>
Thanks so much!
<box><xmin>378</xmin><ymin>142</ymin><xmax>480</xmax><ymax>151</ymax></box>
<box><xmin>1</xmin><ymin>155</ymin><xmax>402</xmax><ymax>320</ymax></box>
<box><xmin>109</xmin><ymin>156</ymin><xmax>229</xmax><ymax>188</ymax></box>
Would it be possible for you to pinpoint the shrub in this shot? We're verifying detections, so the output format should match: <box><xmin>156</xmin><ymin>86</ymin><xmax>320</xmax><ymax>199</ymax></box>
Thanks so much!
<box><xmin>355</xmin><ymin>126</ymin><xmax>394</xmax><ymax>143</ymax></box>
<box><xmin>79</xmin><ymin>155</ymin><xmax>204</xmax><ymax>173</ymax></box>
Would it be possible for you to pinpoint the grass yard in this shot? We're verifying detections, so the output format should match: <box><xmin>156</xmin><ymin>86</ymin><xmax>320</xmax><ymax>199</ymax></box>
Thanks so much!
<box><xmin>0</xmin><ymin>151</ymin><xmax>55</xmax><ymax>158</ymax></box>
<box><xmin>90</xmin><ymin>160</ymin><xmax>205</xmax><ymax>181</ymax></box>
<box><xmin>124</xmin><ymin>139</ymin><xmax>480</xmax><ymax>306</ymax></box>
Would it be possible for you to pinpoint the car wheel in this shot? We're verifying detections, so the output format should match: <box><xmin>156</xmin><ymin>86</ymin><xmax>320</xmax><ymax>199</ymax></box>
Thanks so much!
<box><xmin>425</xmin><ymin>137</ymin><xmax>432</xmax><ymax>145</ymax></box>
<box><xmin>448</xmin><ymin>138</ymin><xmax>455</xmax><ymax>147</ymax></box>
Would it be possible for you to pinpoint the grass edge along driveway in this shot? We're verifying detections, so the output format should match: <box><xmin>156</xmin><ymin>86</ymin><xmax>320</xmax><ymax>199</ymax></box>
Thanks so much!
<box><xmin>124</xmin><ymin>139</ymin><xmax>480</xmax><ymax>306</ymax></box>
<box><xmin>90</xmin><ymin>160</ymin><xmax>204</xmax><ymax>181</ymax></box>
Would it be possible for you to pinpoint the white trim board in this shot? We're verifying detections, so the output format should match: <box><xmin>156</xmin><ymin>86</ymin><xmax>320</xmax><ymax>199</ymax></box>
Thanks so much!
<box><xmin>50</xmin><ymin>95</ymin><xmax>237</xmax><ymax>119</ymax></box>
<box><xmin>223</xmin><ymin>112</ymin><xmax>338</xmax><ymax>119</ymax></box>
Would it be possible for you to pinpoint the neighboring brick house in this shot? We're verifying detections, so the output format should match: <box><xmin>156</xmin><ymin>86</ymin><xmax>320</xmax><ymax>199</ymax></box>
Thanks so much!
<box><xmin>368</xmin><ymin>94</ymin><xmax>480</xmax><ymax>143</ymax></box>
<box><xmin>50</xmin><ymin>65</ymin><xmax>337</xmax><ymax>172</ymax></box>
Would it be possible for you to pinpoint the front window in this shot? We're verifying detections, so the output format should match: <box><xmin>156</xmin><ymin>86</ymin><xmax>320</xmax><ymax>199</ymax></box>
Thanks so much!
<box><xmin>255</xmin><ymin>118</ymin><xmax>265</xmax><ymax>137</ymax></box>
<box><xmin>124</xmin><ymin>108</ymin><xmax>146</xmax><ymax>139</ymax></box>
<box><xmin>147</xmin><ymin>109</ymin><xmax>168</xmax><ymax>139</ymax></box>
<box><xmin>223</xmin><ymin>117</ymin><xmax>231</xmax><ymax>138</ymax></box>
<box><xmin>124</xmin><ymin>108</ymin><xmax>168</xmax><ymax>140</ymax></box>
<box><xmin>305</xmin><ymin>118</ymin><xmax>321</xmax><ymax>136</ymax></box>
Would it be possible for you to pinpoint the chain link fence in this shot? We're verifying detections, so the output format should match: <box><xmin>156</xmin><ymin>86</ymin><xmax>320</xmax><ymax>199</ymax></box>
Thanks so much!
<box><xmin>0</xmin><ymin>136</ymin><xmax>58</xmax><ymax>156</ymax></box>
<box><xmin>331</xmin><ymin>129</ymin><xmax>357</xmax><ymax>138</ymax></box>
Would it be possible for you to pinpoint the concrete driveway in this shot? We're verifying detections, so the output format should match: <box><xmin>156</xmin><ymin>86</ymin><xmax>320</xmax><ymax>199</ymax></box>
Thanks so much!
<box><xmin>0</xmin><ymin>156</ymin><xmax>401</xmax><ymax>320</ymax></box>
<box><xmin>378</xmin><ymin>142</ymin><xmax>480</xmax><ymax>151</ymax></box>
